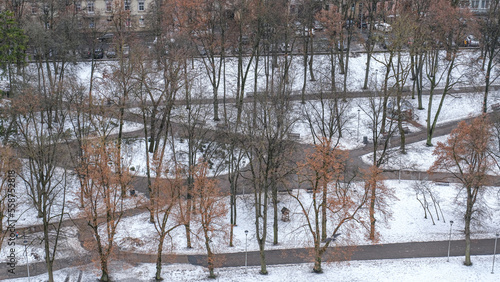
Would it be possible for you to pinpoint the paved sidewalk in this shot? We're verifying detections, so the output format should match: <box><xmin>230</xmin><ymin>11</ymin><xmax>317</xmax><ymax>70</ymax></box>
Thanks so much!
<box><xmin>2</xmin><ymin>237</ymin><xmax>498</xmax><ymax>280</ymax></box>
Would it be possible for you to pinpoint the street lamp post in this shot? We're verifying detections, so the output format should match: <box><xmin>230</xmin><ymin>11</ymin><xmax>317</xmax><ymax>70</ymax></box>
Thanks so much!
<box><xmin>447</xmin><ymin>220</ymin><xmax>454</xmax><ymax>262</ymax></box>
<box><xmin>357</xmin><ymin>108</ymin><xmax>360</xmax><ymax>141</ymax></box>
<box><xmin>245</xmin><ymin>230</ymin><xmax>249</xmax><ymax>274</ymax></box>
<box><xmin>492</xmin><ymin>233</ymin><xmax>499</xmax><ymax>274</ymax></box>
<box><xmin>23</xmin><ymin>231</ymin><xmax>30</xmax><ymax>282</ymax></box>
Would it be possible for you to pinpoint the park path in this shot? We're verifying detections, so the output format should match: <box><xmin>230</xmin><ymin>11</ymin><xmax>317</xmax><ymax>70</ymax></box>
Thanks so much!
<box><xmin>3</xmin><ymin>85</ymin><xmax>500</xmax><ymax>280</ymax></box>
<box><xmin>2</xmin><ymin>238</ymin><xmax>498</xmax><ymax>280</ymax></box>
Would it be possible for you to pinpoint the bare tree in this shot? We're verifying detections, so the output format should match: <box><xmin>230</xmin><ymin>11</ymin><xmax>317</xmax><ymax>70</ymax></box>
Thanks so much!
<box><xmin>12</xmin><ymin>90</ymin><xmax>70</xmax><ymax>282</ymax></box>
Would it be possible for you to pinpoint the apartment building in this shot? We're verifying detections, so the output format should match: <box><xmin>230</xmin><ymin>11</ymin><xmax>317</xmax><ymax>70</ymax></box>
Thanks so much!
<box><xmin>26</xmin><ymin>0</ymin><xmax>154</xmax><ymax>31</ymax></box>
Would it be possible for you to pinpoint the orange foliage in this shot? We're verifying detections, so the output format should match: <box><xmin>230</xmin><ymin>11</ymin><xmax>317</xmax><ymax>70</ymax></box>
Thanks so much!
<box><xmin>192</xmin><ymin>161</ymin><xmax>228</xmax><ymax>278</ymax></box>
<box><xmin>77</xmin><ymin>138</ymin><xmax>134</xmax><ymax>281</ymax></box>
<box><xmin>362</xmin><ymin>164</ymin><xmax>395</xmax><ymax>242</ymax></box>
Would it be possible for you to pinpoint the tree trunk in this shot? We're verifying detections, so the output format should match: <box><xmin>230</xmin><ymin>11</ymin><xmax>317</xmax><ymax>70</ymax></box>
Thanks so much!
<box><xmin>321</xmin><ymin>183</ymin><xmax>327</xmax><ymax>241</ymax></box>
<box><xmin>464</xmin><ymin>188</ymin><xmax>473</xmax><ymax>266</ymax></box>
<box><xmin>483</xmin><ymin>52</ymin><xmax>494</xmax><ymax>113</ymax></box>
<box><xmin>155</xmin><ymin>235</ymin><xmax>165</xmax><ymax>280</ymax></box>
<box><xmin>369</xmin><ymin>182</ymin><xmax>377</xmax><ymax>241</ymax></box>
<box><xmin>273</xmin><ymin>184</ymin><xmax>278</xmax><ymax>245</ymax></box>
<box><xmin>100</xmin><ymin>259</ymin><xmax>109</xmax><ymax>282</ymax></box>
<box><xmin>313</xmin><ymin>247</ymin><xmax>323</xmax><ymax>273</ymax></box>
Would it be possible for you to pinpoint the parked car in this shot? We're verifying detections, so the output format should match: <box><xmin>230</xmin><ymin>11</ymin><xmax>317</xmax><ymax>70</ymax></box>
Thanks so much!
<box><xmin>99</xmin><ymin>33</ymin><xmax>114</xmax><ymax>43</ymax></box>
<box><xmin>106</xmin><ymin>45</ymin><xmax>117</xmax><ymax>58</ymax></box>
<box><xmin>197</xmin><ymin>45</ymin><xmax>207</xmax><ymax>56</ymax></box>
<box><xmin>358</xmin><ymin>21</ymin><xmax>368</xmax><ymax>29</ymax></box>
<box><xmin>313</xmin><ymin>20</ymin><xmax>324</xmax><ymax>31</ymax></box>
<box><xmin>80</xmin><ymin>48</ymin><xmax>92</xmax><ymax>59</ymax></box>
<box><xmin>465</xmin><ymin>35</ymin><xmax>479</xmax><ymax>47</ymax></box>
<box><xmin>93</xmin><ymin>48</ymin><xmax>104</xmax><ymax>59</ymax></box>
<box><xmin>296</xmin><ymin>27</ymin><xmax>315</xmax><ymax>37</ymax></box>
<box><xmin>374</xmin><ymin>22</ymin><xmax>392</xmax><ymax>32</ymax></box>
<box><xmin>279</xmin><ymin>43</ymin><xmax>292</xmax><ymax>53</ymax></box>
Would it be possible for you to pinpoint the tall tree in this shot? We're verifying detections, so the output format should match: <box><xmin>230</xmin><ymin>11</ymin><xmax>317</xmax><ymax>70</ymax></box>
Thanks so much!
<box><xmin>243</xmin><ymin>84</ymin><xmax>297</xmax><ymax>274</ymax></box>
<box><xmin>292</xmin><ymin>138</ymin><xmax>368</xmax><ymax>273</ymax></box>
<box><xmin>429</xmin><ymin>115</ymin><xmax>493</xmax><ymax>266</ymax></box>
<box><xmin>12</xmin><ymin>90</ymin><xmax>70</xmax><ymax>282</ymax></box>
<box><xmin>423</xmin><ymin>0</ymin><xmax>475</xmax><ymax>146</ymax></box>
<box><xmin>0</xmin><ymin>145</ymin><xmax>20</xmax><ymax>252</ymax></box>
<box><xmin>480</xmin><ymin>0</ymin><xmax>500</xmax><ymax>113</ymax></box>
<box><xmin>0</xmin><ymin>10</ymin><xmax>27</xmax><ymax>93</ymax></box>
<box><xmin>77</xmin><ymin>137</ymin><xmax>134</xmax><ymax>281</ymax></box>
<box><xmin>193</xmin><ymin>161</ymin><xmax>228</xmax><ymax>279</ymax></box>
<box><xmin>150</xmin><ymin>162</ymin><xmax>185</xmax><ymax>281</ymax></box>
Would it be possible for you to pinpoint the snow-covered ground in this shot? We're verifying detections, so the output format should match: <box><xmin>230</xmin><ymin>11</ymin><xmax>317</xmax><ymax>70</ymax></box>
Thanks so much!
<box><xmin>0</xmin><ymin>227</ymin><xmax>87</xmax><ymax>266</ymax></box>
<box><xmin>5</xmin><ymin>255</ymin><xmax>500</xmax><ymax>281</ymax></box>
<box><xmin>76</xmin><ymin>49</ymin><xmax>493</xmax><ymax>100</ymax></box>
<box><xmin>3</xmin><ymin>49</ymin><xmax>500</xmax><ymax>281</ymax></box>
<box><xmin>111</xmin><ymin>179</ymin><xmax>500</xmax><ymax>256</ymax></box>
<box><xmin>0</xmin><ymin>164</ymin><xmax>147</xmax><ymax>230</ymax></box>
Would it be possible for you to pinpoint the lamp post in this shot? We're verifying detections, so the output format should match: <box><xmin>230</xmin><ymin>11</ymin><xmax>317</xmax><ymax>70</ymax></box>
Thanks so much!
<box><xmin>492</xmin><ymin>233</ymin><xmax>499</xmax><ymax>274</ymax></box>
<box><xmin>23</xmin><ymin>231</ymin><xmax>30</xmax><ymax>282</ymax></box>
<box><xmin>357</xmin><ymin>108</ymin><xmax>360</xmax><ymax>141</ymax></box>
<box><xmin>447</xmin><ymin>220</ymin><xmax>454</xmax><ymax>262</ymax></box>
<box><xmin>242</xmin><ymin>160</ymin><xmax>246</xmax><ymax>197</ymax></box>
<box><xmin>245</xmin><ymin>230</ymin><xmax>249</xmax><ymax>274</ymax></box>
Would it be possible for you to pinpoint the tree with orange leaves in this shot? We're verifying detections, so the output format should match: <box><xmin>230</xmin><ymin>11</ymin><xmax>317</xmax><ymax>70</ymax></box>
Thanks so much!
<box><xmin>363</xmin><ymin>164</ymin><xmax>394</xmax><ymax>241</ymax></box>
<box><xmin>149</xmin><ymin>158</ymin><xmax>186</xmax><ymax>281</ymax></box>
<box><xmin>429</xmin><ymin>115</ymin><xmax>493</xmax><ymax>266</ymax></box>
<box><xmin>292</xmin><ymin>138</ymin><xmax>368</xmax><ymax>273</ymax></box>
<box><xmin>0</xmin><ymin>145</ymin><xmax>20</xmax><ymax>252</ymax></box>
<box><xmin>77</xmin><ymin>138</ymin><xmax>135</xmax><ymax>282</ymax></box>
<box><xmin>192</xmin><ymin>161</ymin><xmax>228</xmax><ymax>279</ymax></box>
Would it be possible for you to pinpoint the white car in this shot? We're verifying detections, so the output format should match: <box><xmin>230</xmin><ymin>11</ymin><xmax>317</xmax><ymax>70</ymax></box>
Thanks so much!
<box><xmin>465</xmin><ymin>35</ymin><xmax>479</xmax><ymax>47</ymax></box>
<box><xmin>374</xmin><ymin>22</ymin><xmax>392</xmax><ymax>32</ymax></box>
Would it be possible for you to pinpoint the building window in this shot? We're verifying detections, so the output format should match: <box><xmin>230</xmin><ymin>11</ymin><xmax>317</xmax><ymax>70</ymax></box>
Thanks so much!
<box><xmin>31</xmin><ymin>4</ymin><xmax>38</xmax><ymax>14</ymax></box>
<box><xmin>471</xmin><ymin>0</ymin><xmax>479</xmax><ymax>8</ymax></box>
<box><xmin>481</xmin><ymin>0</ymin><xmax>490</xmax><ymax>8</ymax></box>
<box><xmin>89</xmin><ymin>18</ymin><xmax>95</xmax><ymax>28</ymax></box>
<box><xmin>87</xmin><ymin>1</ymin><xmax>94</xmax><ymax>13</ymax></box>
<box><xmin>138</xmin><ymin>0</ymin><xmax>145</xmax><ymax>11</ymax></box>
<box><xmin>126</xmin><ymin>18</ymin><xmax>131</xmax><ymax>27</ymax></box>
<box><xmin>124</xmin><ymin>0</ymin><xmax>130</xmax><ymax>11</ymax></box>
<box><xmin>106</xmin><ymin>0</ymin><xmax>112</xmax><ymax>12</ymax></box>
<box><xmin>75</xmin><ymin>2</ymin><xmax>81</xmax><ymax>12</ymax></box>
<box><xmin>139</xmin><ymin>16</ymin><xmax>144</xmax><ymax>27</ymax></box>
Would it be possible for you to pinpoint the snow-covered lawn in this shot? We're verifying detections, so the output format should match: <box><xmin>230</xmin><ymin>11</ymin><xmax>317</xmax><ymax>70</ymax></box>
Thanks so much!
<box><xmin>361</xmin><ymin>135</ymin><xmax>449</xmax><ymax>171</ymax></box>
<box><xmin>1</xmin><ymin>164</ymin><xmax>147</xmax><ymax>229</ymax></box>
<box><xmin>0</xmin><ymin>227</ymin><xmax>87</xmax><ymax>265</ymax></box>
<box><xmin>76</xmin><ymin>50</ymin><xmax>493</xmax><ymax>100</ymax></box>
<box><xmin>5</xmin><ymin>255</ymin><xmax>500</xmax><ymax>282</ymax></box>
